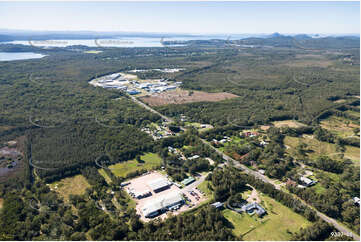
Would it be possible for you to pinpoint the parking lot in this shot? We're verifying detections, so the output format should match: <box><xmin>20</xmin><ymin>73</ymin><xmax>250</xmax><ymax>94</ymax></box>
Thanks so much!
<box><xmin>124</xmin><ymin>171</ymin><xmax>207</xmax><ymax>221</ymax></box>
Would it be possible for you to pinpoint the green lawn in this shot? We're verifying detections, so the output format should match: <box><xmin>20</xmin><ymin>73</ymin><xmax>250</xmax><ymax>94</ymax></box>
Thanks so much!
<box><xmin>311</xmin><ymin>183</ymin><xmax>327</xmax><ymax>195</ymax></box>
<box><xmin>345</xmin><ymin>110</ymin><xmax>360</xmax><ymax>119</ymax></box>
<box><xmin>223</xmin><ymin>192</ymin><xmax>312</xmax><ymax>241</ymax></box>
<box><xmin>185</xmin><ymin>122</ymin><xmax>201</xmax><ymax>128</ymax></box>
<box><xmin>222</xmin><ymin>209</ymin><xmax>260</xmax><ymax>237</ymax></box>
<box><xmin>309</xmin><ymin>169</ymin><xmax>342</xmax><ymax>195</ymax></box>
<box><xmin>344</xmin><ymin>146</ymin><xmax>360</xmax><ymax>164</ymax></box>
<box><xmin>197</xmin><ymin>180</ymin><xmax>213</xmax><ymax>197</ymax></box>
<box><xmin>108</xmin><ymin>153</ymin><xmax>162</xmax><ymax>178</ymax></box>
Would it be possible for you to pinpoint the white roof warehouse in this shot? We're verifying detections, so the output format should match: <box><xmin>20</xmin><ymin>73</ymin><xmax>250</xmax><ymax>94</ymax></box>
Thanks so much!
<box><xmin>141</xmin><ymin>192</ymin><xmax>184</xmax><ymax>218</ymax></box>
<box><xmin>148</xmin><ymin>178</ymin><xmax>171</xmax><ymax>192</ymax></box>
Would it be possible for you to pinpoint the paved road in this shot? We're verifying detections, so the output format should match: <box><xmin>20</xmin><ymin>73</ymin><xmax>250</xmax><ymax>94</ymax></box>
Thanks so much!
<box><xmin>128</xmin><ymin>95</ymin><xmax>174</xmax><ymax>123</ymax></box>
<box><xmin>198</xmin><ymin>139</ymin><xmax>283</xmax><ymax>188</ymax></box>
<box><xmin>129</xmin><ymin>94</ymin><xmax>360</xmax><ymax>241</ymax></box>
<box><xmin>200</xmin><ymin>138</ymin><xmax>359</xmax><ymax>240</ymax></box>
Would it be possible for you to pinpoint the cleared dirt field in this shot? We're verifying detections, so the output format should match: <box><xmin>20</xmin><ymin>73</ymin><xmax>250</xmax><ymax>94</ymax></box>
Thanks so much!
<box><xmin>273</xmin><ymin>120</ymin><xmax>306</xmax><ymax>128</ymax></box>
<box><xmin>0</xmin><ymin>198</ymin><xmax>3</xmax><ymax>210</ymax></box>
<box><xmin>140</xmin><ymin>89</ymin><xmax>238</xmax><ymax>106</ymax></box>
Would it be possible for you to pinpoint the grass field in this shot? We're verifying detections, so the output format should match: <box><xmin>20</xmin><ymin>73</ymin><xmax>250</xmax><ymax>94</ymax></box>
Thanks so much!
<box><xmin>197</xmin><ymin>180</ymin><xmax>213</xmax><ymax>197</ymax></box>
<box><xmin>182</xmin><ymin>145</ymin><xmax>193</xmax><ymax>150</ymax></box>
<box><xmin>108</xmin><ymin>152</ymin><xmax>162</xmax><ymax>178</ymax></box>
<box><xmin>185</xmin><ymin>122</ymin><xmax>201</xmax><ymax>128</ymax></box>
<box><xmin>284</xmin><ymin>136</ymin><xmax>360</xmax><ymax>165</ymax></box>
<box><xmin>222</xmin><ymin>209</ymin><xmax>260</xmax><ymax>237</ymax></box>
<box><xmin>311</xmin><ymin>183</ymin><xmax>327</xmax><ymax>195</ymax></box>
<box><xmin>223</xmin><ymin>192</ymin><xmax>312</xmax><ymax>241</ymax></box>
<box><xmin>49</xmin><ymin>174</ymin><xmax>91</xmax><ymax>202</ymax></box>
<box><xmin>320</xmin><ymin>115</ymin><xmax>359</xmax><ymax>139</ymax></box>
<box><xmin>184</xmin><ymin>122</ymin><xmax>213</xmax><ymax>132</ymax></box>
<box><xmin>345</xmin><ymin>110</ymin><xmax>360</xmax><ymax>119</ymax></box>
<box><xmin>98</xmin><ymin>169</ymin><xmax>112</xmax><ymax>184</ymax></box>
<box><xmin>344</xmin><ymin>145</ymin><xmax>360</xmax><ymax>163</ymax></box>
<box><xmin>309</xmin><ymin>169</ymin><xmax>342</xmax><ymax>195</ymax></box>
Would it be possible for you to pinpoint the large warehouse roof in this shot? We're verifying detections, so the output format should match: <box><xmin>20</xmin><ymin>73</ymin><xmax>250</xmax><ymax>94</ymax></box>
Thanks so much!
<box><xmin>141</xmin><ymin>192</ymin><xmax>183</xmax><ymax>217</ymax></box>
<box><xmin>148</xmin><ymin>178</ymin><xmax>171</xmax><ymax>191</ymax></box>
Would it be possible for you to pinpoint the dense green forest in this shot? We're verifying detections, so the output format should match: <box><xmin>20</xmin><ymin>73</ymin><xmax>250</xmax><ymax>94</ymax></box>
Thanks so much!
<box><xmin>157</xmin><ymin>44</ymin><xmax>359</xmax><ymax>126</ymax></box>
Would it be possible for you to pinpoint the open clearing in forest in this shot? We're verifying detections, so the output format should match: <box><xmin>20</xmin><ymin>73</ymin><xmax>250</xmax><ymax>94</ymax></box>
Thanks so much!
<box><xmin>107</xmin><ymin>153</ymin><xmax>162</xmax><ymax>178</ymax></box>
<box><xmin>272</xmin><ymin>120</ymin><xmax>307</xmax><ymax>128</ymax></box>
<box><xmin>223</xmin><ymin>192</ymin><xmax>312</xmax><ymax>240</ymax></box>
<box><xmin>320</xmin><ymin>115</ymin><xmax>359</xmax><ymax>138</ymax></box>
<box><xmin>284</xmin><ymin>136</ymin><xmax>360</xmax><ymax>165</ymax></box>
<box><xmin>49</xmin><ymin>174</ymin><xmax>91</xmax><ymax>202</ymax></box>
<box><xmin>140</xmin><ymin>89</ymin><xmax>238</xmax><ymax>106</ymax></box>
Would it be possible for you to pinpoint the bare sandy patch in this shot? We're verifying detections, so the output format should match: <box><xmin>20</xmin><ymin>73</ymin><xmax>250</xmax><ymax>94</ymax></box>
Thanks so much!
<box><xmin>260</xmin><ymin>125</ymin><xmax>271</xmax><ymax>131</ymax></box>
<box><xmin>334</xmin><ymin>99</ymin><xmax>346</xmax><ymax>103</ymax></box>
<box><xmin>84</xmin><ymin>50</ymin><xmax>103</xmax><ymax>54</ymax></box>
<box><xmin>273</xmin><ymin>120</ymin><xmax>306</xmax><ymax>128</ymax></box>
<box><xmin>140</xmin><ymin>89</ymin><xmax>238</xmax><ymax>106</ymax></box>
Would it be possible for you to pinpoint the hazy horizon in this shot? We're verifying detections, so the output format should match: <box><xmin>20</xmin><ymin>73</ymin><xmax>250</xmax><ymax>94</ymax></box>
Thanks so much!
<box><xmin>0</xmin><ymin>1</ymin><xmax>359</xmax><ymax>35</ymax></box>
<box><xmin>0</xmin><ymin>28</ymin><xmax>359</xmax><ymax>37</ymax></box>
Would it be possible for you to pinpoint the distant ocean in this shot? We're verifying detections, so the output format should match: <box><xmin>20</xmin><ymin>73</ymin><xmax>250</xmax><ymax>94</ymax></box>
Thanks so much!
<box><xmin>0</xmin><ymin>52</ymin><xmax>46</xmax><ymax>61</ymax></box>
<box><xmin>1</xmin><ymin>35</ymin><xmax>252</xmax><ymax>48</ymax></box>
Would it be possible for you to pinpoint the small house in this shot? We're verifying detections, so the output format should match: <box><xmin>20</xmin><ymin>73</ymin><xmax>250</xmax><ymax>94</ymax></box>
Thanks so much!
<box><xmin>211</xmin><ymin>202</ymin><xmax>224</xmax><ymax>209</ymax></box>
<box><xmin>242</xmin><ymin>202</ymin><xmax>266</xmax><ymax>217</ymax></box>
<box><xmin>353</xmin><ymin>197</ymin><xmax>360</xmax><ymax>206</ymax></box>
<box><xmin>299</xmin><ymin>176</ymin><xmax>317</xmax><ymax>187</ymax></box>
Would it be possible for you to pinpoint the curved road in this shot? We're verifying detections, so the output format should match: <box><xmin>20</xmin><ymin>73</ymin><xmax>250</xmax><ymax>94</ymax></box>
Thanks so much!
<box><xmin>128</xmin><ymin>93</ymin><xmax>360</xmax><ymax>241</ymax></box>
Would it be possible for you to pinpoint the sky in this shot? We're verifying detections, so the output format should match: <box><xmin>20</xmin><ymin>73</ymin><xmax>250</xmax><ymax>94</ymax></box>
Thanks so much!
<box><xmin>0</xmin><ymin>1</ymin><xmax>359</xmax><ymax>34</ymax></box>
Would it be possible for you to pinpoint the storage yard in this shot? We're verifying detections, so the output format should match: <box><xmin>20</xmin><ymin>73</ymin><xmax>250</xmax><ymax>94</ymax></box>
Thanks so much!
<box><xmin>124</xmin><ymin>171</ymin><xmax>206</xmax><ymax>221</ymax></box>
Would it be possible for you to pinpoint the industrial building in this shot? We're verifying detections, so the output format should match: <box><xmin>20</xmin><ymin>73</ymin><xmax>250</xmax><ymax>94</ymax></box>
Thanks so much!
<box><xmin>148</xmin><ymin>178</ymin><xmax>172</xmax><ymax>193</ymax></box>
<box><xmin>141</xmin><ymin>192</ymin><xmax>184</xmax><ymax>218</ymax></box>
<box><xmin>181</xmin><ymin>177</ymin><xmax>195</xmax><ymax>186</ymax></box>
<box><xmin>89</xmin><ymin>71</ymin><xmax>183</xmax><ymax>96</ymax></box>
<box><xmin>127</xmin><ymin>89</ymin><xmax>141</xmax><ymax>95</ymax></box>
